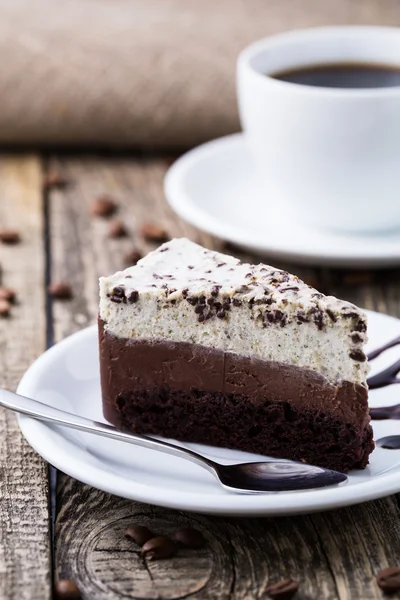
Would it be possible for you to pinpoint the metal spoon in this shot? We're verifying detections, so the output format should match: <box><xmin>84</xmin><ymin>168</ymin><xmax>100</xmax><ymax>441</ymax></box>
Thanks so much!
<box><xmin>0</xmin><ymin>388</ymin><xmax>347</xmax><ymax>493</ymax></box>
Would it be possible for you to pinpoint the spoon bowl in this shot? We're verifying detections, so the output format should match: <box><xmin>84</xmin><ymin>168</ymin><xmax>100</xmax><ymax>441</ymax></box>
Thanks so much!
<box><xmin>217</xmin><ymin>461</ymin><xmax>347</xmax><ymax>493</ymax></box>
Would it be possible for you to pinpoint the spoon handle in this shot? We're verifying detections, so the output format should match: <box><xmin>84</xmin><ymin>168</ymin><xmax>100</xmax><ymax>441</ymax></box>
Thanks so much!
<box><xmin>0</xmin><ymin>388</ymin><xmax>217</xmax><ymax>473</ymax></box>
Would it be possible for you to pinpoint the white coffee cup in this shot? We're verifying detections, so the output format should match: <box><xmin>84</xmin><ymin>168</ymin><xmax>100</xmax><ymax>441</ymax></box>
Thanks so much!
<box><xmin>237</xmin><ymin>26</ymin><xmax>400</xmax><ymax>233</ymax></box>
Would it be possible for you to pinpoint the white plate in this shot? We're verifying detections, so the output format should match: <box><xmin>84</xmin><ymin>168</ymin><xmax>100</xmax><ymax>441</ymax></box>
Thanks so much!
<box><xmin>17</xmin><ymin>309</ymin><xmax>400</xmax><ymax>516</ymax></box>
<box><xmin>164</xmin><ymin>133</ymin><xmax>400</xmax><ymax>267</ymax></box>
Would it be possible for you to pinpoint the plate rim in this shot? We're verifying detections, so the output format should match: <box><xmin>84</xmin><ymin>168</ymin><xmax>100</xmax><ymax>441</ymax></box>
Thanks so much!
<box><xmin>16</xmin><ymin>311</ymin><xmax>400</xmax><ymax>516</ymax></box>
<box><xmin>164</xmin><ymin>133</ymin><xmax>400</xmax><ymax>268</ymax></box>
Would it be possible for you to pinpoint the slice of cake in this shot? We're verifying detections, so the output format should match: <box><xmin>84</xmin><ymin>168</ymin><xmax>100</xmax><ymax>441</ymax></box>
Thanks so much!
<box><xmin>99</xmin><ymin>238</ymin><xmax>374</xmax><ymax>472</ymax></box>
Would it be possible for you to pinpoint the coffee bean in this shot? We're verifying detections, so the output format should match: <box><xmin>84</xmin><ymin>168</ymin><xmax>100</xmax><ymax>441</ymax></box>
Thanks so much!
<box><xmin>54</xmin><ymin>579</ymin><xmax>81</xmax><ymax>599</ymax></box>
<box><xmin>141</xmin><ymin>536</ymin><xmax>176</xmax><ymax>560</ymax></box>
<box><xmin>124</xmin><ymin>248</ymin><xmax>142</xmax><ymax>266</ymax></box>
<box><xmin>44</xmin><ymin>171</ymin><xmax>70</xmax><ymax>190</ymax></box>
<box><xmin>124</xmin><ymin>525</ymin><xmax>154</xmax><ymax>546</ymax></box>
<box><xmin>376</xmin><ymin>566</ymin><xmax>400</xmax><ymax>593</ymax></box>
<box><xmin>140</xmin><ymin>223</ymin><xmax>168</xmax><ymax>243</ymax></box>
<box><xmin>0</xmin><ymin>299</ymin><xmax>11</xmax><ymax>317</ymax></box>
<box><xmin>265</xmin><ymin>578</ymin><xmax>299</xmax><ymax>600</ymax></box>
<box><xmin>174</xmin><ymin>527</ymin><xmax>205</xmax><ymax>549</ymax></box>
<box><xmin>48</xmin><ymin>282</ymin><xmax>73</xmax><ymax>300</ymax></box>
<box><xmin>0</xmin><ymin>230</ymin><xmax>21</xmax><ymax>245</ymax></box>
<box><xmin>108</xmin><ymin>220</ymin><xmax>128</xmax><ymax>238</ymax></box>
<box><xmin>0</xmin><ymin>288</ymin><xmax>16</xmax><ymax>303</ymax></box>
<box><xmin>90</xmin><ymin>196</ymin><xmax>118</xmax><ymax>218</ymax></box>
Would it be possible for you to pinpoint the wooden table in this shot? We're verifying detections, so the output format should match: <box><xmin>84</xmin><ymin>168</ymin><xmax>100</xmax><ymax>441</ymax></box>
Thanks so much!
<box><xmin>1</xmin><ymin>153</ymin><xmax>400</xmax><ymax>600</ymax></box>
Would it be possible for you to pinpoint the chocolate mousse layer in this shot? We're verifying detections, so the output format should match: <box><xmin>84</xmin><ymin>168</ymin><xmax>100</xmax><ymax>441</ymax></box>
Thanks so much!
<box><xmin>99</xmin><ymin>320</ymin><xmax>373</xmax><ymax>472</ymax></box>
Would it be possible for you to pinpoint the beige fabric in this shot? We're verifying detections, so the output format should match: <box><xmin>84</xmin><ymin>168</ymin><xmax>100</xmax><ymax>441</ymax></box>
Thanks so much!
<box><xmin>0</xmin><ymin>0</ymin><xmax>399</xmax><ymax>148</ymax></box>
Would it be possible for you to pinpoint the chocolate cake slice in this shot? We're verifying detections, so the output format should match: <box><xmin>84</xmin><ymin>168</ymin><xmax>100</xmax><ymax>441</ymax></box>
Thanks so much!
<box><xmin>99</xmin><ymin>238</ymin><xmax>374</xmax><ymax>472</ymax></box>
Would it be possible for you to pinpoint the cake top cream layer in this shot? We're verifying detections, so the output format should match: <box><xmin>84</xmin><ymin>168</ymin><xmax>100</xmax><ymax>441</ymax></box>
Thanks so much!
<box><xmin>99</xmin><ymin>238</ymin><xmax>369</xmax><ymax>385</ymax></box>
<box><xmin>101</xmin><ymin>238</ymin><xmax>365</xmax><ymax>325</ymax></box>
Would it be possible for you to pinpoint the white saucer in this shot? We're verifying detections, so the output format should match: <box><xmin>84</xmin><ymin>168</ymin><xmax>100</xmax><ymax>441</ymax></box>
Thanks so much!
<box><xmin>16</xmin><ymin>310</ymin><xmax>400</xmax><ymax>516</ymax></box>
<box><xmin>165</xmin><ymin>134</ymin><xmax>400</xmax><ymax>267</ymax></box>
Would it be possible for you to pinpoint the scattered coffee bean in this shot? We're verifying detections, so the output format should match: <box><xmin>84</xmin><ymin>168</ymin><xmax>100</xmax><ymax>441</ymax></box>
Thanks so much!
<box><xmin>124</xmin><ymin>248</ymin><xmax>142</xmax><ymax>266</ymax></box>
<box><xmin>0</xmin><ymin>288</ymin><xmax>16</xmax><ymax>303</ymax></box>
<box><xmin>48</xmin><ymin>282</ymin><xmax>73</xmax><ymax>300</ymax></box>
<box><xmin>0</xmin><ymin>230</ymin><xmax>21</xmax><ymax>245</ymax></box>
<box><xmin>265</xmin><ymin>578</ymin><xmax>299</xmax><ymax>600</ymax></box>
<box><xmin>44</xmin><ymin>171</ymin><xmax>70</xmax><ymax>190</ymax></box>
<box><xmin>0</xmin><ymin>299</ymin><xmax>11</xmax><ymax>317</ymax></box>
<box><xmin>54</xmin><ymin>579</ymin><xmax>81</xmax><ymax>600</ymax></box>
<box><xmin>174</xmin><ymin>527</ymin><xmax>205</xmax><ymax>549</ymax></box>
<box><xmin>376</xmin><ymin>566</ymin><xmax>400</xmax><ymax>594</ymax></box>
<box><xmin>124</xmin><ymin>525</ymin><xmax>154</xmax><ymax>546</ymax></box>
<box><xmin>140</xmin><ymin>223</ymin><xmax>168</xmax><ymax>243</ymax></box>
<box><xmin>141</xmin><ymin>536</ymin><xmax>176</xmax><ymax>560</ymax></box>
<box><xmin>90</xmin><ymin>196</ymin><xmax>118</xmax><ymax>218</ymax></box>
<box><xmin>108</xmin><ymin>220</ymin><xmax>128</xmax><ymax>238</ymax></box>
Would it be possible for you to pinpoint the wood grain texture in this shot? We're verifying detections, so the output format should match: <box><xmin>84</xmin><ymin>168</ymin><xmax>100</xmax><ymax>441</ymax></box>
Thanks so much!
<box><xmin>50</xmin><ymin>156</ymin><xmax>400</xmax><ymax>600</ymax></box>
<box><xmin>0</xmin><ymin>156</ymin><xmax>51</xmax><ymax>600</ymax></box>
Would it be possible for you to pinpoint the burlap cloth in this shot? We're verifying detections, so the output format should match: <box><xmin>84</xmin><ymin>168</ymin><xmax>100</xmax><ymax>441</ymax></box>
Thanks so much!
<box><xmin>1</xmin><ymin>0</ymin><xmax>399</xmax><ymax>148</ymax></box>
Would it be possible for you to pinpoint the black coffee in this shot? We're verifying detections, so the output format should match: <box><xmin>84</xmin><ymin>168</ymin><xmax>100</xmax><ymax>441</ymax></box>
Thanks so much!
<box><xmin>271</xmin><ymin>62</ymin><xmax>400</xmax><ymax>88</ymax></box>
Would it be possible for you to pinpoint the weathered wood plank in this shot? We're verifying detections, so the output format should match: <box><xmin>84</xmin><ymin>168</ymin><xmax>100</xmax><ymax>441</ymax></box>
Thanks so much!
<box><xmin>0</xmin><ymin>156</ymin><xmax>51</xmax><ymax>600</ymax></box>
<box><xmin>50</xmin><ymin>155</ymin><xmax>400</xmax><ymax>599</ymax></box>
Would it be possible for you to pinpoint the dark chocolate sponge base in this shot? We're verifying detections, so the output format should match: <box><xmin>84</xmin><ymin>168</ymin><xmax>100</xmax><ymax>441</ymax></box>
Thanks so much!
<box><xmin>104</xmin><ymin>388</ymin><xmax>374</xmax><ymax>473</ymax></box>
